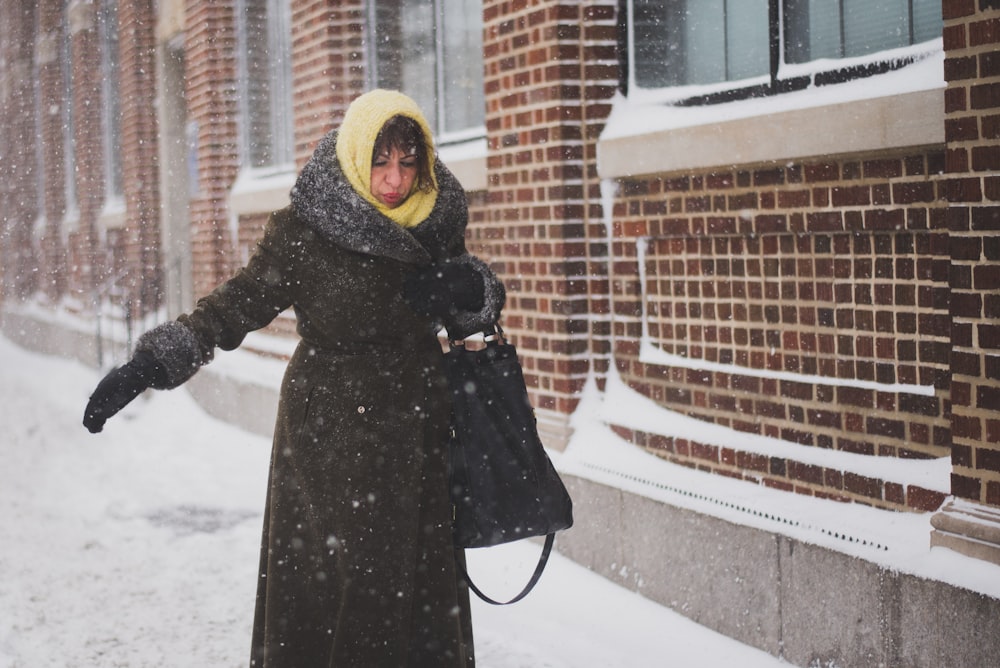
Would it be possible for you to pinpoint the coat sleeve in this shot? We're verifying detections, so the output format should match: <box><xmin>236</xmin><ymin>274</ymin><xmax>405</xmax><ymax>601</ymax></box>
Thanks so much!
<box><xmin>135</xmin><ymin>209</ymin><xmax>298</xmax><ymax>389</ymax></box>
<box><xmin>439</xmin><ymin>249</ymin><xmax>506</xmax><ymax>340</ymax></box>
<box><xmin>422</xmin><ymin>165</ymin><xmax>505</xmax><ymax>339</ymax></box>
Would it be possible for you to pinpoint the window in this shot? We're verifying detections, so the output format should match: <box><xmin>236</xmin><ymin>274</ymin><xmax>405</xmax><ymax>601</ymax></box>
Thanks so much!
<box><xmin>784</xmin><ymin>0</ymin><xmax>942</xmax><ymax>63</ymax></box>
<box><xmin>369</xmin><ymin>0</ymin><xmax>485</xmax><ymax>143</ymax></box>
<box><xmin>99</xmin><ymin>0</ymin><xmax>123</xmax><ymax>201</ymax></box>
<box><xmin>632</xmin><ymin>0</ymin><xmax>772</xmax><ymax>89</ymax></box>
<box><xmin>62</xmin><ymin>7</ymin><xmax>78</xmax><ymax>222</ymax></box>
<box><xmin>628</xmin><ymin>0</ymin><xmax>942</xmax><ymax>103</ymax></box>
<box><xmin>236</xmin><ymin>0</ymin><xmax>294</xmax><ymax>171</ymax></box>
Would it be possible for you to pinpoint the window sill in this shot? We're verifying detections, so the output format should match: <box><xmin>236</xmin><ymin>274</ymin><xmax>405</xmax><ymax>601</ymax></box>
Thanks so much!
<box><xmin>228</xmin><ymin>167</ymin><xmax>296</xmax><ymax>217</ymax></box>
<box><xmin>598</xmin><ymin>53</ymin><xmax>945</xmax><ymax>179</ymax></box>
<box><xmin>97</xmin><ymin>197</ymin><xmax>126</xmax><ymax>231</ymax></box>
<box><xmin>438</xmin><ymin>138</ymin><xmax>487</xmax><ymax>192</ymax></box>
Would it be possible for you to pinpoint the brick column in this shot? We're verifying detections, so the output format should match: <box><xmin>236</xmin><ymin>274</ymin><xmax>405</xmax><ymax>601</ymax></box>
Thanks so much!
<box><xmin>36</xmin><ymin>0</ymin><xmax>69</xmax><ymax>301</ymax></box>
<box><xmin>118</xmin><ymin>0</ymin><xmax>163</xmax><ymax>315</ymax></box>
<box><xmin>67</xmin><ymin>0</ymin><xmax>108</xmax><ymax>304</ymax></box>
<box><xmin>931</xmin><ymin>0</ymin><xmax>1000</xmax><ymax>564</ymax></box>
<box><xmin>0</xmin><ymin>2</ymin><xmax>41</xmax><ymax>301</ymax></box>
<box><xmin>290</xmin><ymin>0</ymin><xmax>366</xmax><ymax>165</ymax></box>
<box><xmin>184</xmin><ymin>0</ymin><xmax>239</xmax><ymax>298</ymax></box>
<box><xmin>480</xmin><ymin>0</ymin><xmax>617</xmax><ymax>449</ymax></box>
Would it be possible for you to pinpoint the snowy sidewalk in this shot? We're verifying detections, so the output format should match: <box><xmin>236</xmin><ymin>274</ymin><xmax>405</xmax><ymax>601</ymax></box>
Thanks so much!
<box><xmin>0</xmin><ymin>335</ymin><xmax>787</xmax><ymax>667</ymax></box>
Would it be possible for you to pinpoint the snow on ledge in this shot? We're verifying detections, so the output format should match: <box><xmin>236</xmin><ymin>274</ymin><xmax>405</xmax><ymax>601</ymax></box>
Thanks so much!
<box><xmin>556</xmin><ymin>373</ymin><xmax>999</xmax><ymax>599</ymax></box>
<box><xmin>598</xmin><ymin>43</ymin><xmax>944</xmax><ymax>178</ymax></box>
<box><xmin>603</xmin><ymin>41</ymin><xmax>945</xmax><ymax>140</ymax></box>
<box><xmin>596</xmin><ymin>364</ymin><xmax>949</xmax><ymax>492</ymax></box>
<box><xmin>639</xmin><ymin>337</ymin><xmax>937</xmax><ymax>397</ymax></box>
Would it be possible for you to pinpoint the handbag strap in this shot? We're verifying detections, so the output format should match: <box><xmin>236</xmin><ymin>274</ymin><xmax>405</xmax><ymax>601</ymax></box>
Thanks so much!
<box><xmin>457</xmin><ymin>533</ymin><xmax>555</xmax><ymax>606</ymax></box>
<box><xmin>448</xmin><ymin>322</ymin><xmax>506</xmax><ymax>348</ymax></box>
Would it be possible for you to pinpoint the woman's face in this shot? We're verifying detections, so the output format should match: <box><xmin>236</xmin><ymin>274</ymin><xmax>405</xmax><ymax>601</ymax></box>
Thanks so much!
<box><xmin>370</xmin><ymin>146</ymin><xmax>418</xmax><ymax>209</ymax></box>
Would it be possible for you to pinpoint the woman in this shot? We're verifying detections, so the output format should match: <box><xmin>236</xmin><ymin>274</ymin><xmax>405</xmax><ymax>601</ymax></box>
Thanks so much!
<box><xmin>83</xmin><ymin>89</ymin><xmax>504</xmax><ymax>667</ymax></box>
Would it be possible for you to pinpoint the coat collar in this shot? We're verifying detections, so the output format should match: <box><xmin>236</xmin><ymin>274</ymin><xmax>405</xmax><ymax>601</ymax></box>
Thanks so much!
<box><xmin>289</xmin><ymin>129</ymin><xmax>468</xmax><ymax>265</ymax></box>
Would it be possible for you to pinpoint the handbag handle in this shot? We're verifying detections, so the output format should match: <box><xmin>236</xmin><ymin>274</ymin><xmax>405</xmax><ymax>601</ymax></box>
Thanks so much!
<box><xmin>457</xmin><ymin>533</ymin><xmax>555</xmax><ymax>605</ymax></box>
<box><xmin>448</xmin><ymin>323</ymin><xmax>506</xmax><ymax>348</ymax></box>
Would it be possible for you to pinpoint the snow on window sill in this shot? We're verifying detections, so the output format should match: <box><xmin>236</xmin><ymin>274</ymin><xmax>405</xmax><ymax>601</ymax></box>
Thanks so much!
<box><xmin>554</xmin><ymin>370</ymin><xmax>1000</xmax><ymax>601</ymax></box>
<box><xmin>97</xmin><ymin>196</ymin><xmax>126</xmax><ymax>231</ymax></box>
<box><xmin>438</xmin><ymin>137</ymin><xmax>487</xmax><ymax>192</ymax></box>
<box><xmin>639</xmin><ymin>337</ymin><xmax>936</xmax><ymax>398</ymax></box>
<box><xmin>228</xmin><ymin>165</ymin><xmax>296</xmax><ymax>217</ymax></box>
<box><xmin>598</xmin><ymin>46</ymin><xmax>945</xmax><ymax>179</ymax></box>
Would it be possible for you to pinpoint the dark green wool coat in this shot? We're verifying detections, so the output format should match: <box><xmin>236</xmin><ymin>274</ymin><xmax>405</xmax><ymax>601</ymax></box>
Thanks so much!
<box><xmin>136</xmin><ymin>130</ymin><xmax>504</xmax><ymax>667</ymax></box>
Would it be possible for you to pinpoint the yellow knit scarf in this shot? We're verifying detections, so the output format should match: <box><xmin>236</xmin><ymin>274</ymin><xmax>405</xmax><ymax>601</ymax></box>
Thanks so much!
<box><xmin>335</xmin><ymin>89</ymin><xmax>438</xmax><ymax>228</ymax></box>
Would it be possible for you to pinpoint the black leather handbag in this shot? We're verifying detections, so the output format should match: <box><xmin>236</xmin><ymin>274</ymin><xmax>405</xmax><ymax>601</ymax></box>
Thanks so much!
<box><xmin>443</xmin><ymin>324</ymin><xmax>574</xmax><ymax>604</ymax></box>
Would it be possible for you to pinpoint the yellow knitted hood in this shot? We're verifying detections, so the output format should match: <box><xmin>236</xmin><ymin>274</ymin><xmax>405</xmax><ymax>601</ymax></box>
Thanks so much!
<box><xmin>335</xmin><ymin>89</ymin><xmax>438</xmax><ymax>228</ymax></box>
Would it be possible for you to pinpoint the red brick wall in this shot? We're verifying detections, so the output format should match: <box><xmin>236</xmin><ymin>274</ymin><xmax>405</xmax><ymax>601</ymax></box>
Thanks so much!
<box><xmin>184</xmin><ymin>0</ymin><xmax>239</xmax><ymax>299</ymax></box>
<box><xmin>118</xmin><ymin>0</ymin><xmax>162</xmax><ymax>313</ymax></box>
<box><xmin>0</xmin><ymin>2</ymin><xmax>41</xmax><ymax>300</ymax></box>
<box><xmin>66</xmin><ymin>0</ymin><xmax>107</xmax><ymax>302</ymax></box>
<box><xmin>290</xmin><ymin>0</ymin><xmax>366</xmax><ymax>165</ymax></box>
<box><xmin>37</xmin><ymin>0</ymin><xmax>69</xmax><ymax>301</ymax></box>
<box><xmin>943</xmin><ymin>0</ymin><xmax>1000</xmax><ymax>507</ymax></box>
<box><xmin>607</xmin><ymin>152</ymin><xmax>952</xmax><ymax>511</ymax></box>
<box><xmin>479</xmin><ymin>0</ymin><xmax>618</xmax><ymax>420</ymax></box>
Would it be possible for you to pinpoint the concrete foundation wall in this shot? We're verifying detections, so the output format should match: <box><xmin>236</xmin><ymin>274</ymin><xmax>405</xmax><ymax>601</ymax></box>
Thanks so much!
<box><xmin>557</xmin><ymin>475</ymin><xmax>1000</xmax><ymax>668</ymax></box>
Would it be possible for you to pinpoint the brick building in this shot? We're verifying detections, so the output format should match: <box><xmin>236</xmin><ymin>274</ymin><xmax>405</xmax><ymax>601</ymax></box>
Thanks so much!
<box><xmin>1</xmin><ymin>0</ymin><xmax>999</xmax><ymax>665</ymax></box>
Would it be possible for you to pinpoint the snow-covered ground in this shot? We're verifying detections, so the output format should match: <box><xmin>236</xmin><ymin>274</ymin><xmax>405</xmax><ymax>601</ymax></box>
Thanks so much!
<box><xmin>0</xmin><ymin>334</ymin><xmax>789</xmax><ymax>668</ymax></box>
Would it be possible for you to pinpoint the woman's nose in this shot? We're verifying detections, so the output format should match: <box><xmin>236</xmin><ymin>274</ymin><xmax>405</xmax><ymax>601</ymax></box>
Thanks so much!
<box><xmin>385</xmin><ymin>165</ymin><xmax>402</xmax><ymax>187</ymax></box>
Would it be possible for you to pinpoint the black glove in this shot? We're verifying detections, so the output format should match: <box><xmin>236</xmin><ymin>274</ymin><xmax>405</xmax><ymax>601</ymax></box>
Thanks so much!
<box><xmin>83</xmin><ymin>351</ymin><xmax>166</xmax><ymax>433</ymax></box>
<box><xmin>403</xmin><ymin>262</ymin><xmax>485</xmax><ymax>318</ymax></box>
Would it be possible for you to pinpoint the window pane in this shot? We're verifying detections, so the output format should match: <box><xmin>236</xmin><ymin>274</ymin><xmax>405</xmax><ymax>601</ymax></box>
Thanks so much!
<box><xmin>726</xmin><ymin>0</ymin><xmax>770</xmax><ymax>80</ymax></box>
<box><xmin>784</xmin><ymin>0</ymin><xmax>842</xmax><ymax>63</ymax></box>
<box><xmin>373</xmin><ymin>0</ymin><xmax>437</xmax><ymax>132</ymax></box>
<box><xmin>400</xmin><ymin>1</ymin><xmax>437</xmax><ymax>131</ymax></box>
<box><xmin>785</xmin><ymin>0</ymin><xmax>941</xmax><ymax>65</ymax></box>
<box><xmin>372</xmin><ymin>0</ymin><xmax>401</xmax><ymax>86</ymax></box>
<box><xmin>244</xmin><ymin>0</ymin><xmax>274</xmax><ymax>168</ymax></box>
<box><xmin>238</xmin><ymin>0</ymin><xmax>293</xmax><ymax>169</ymax></box>
<box><xmin>441</xmin><ymin>0</ymin><xmax>484</xmax><ymax>135</ymax></box>
<box><xmin>632</xmin><ymin>0</ymin><xmax>678</xmax><ymax>87</ymax></box>
<box><xmin>632</xmin><ymin>0</ymin><xmax>768</xmax><ymax>88</ymax></box>
<box><xmin>843</xmin><ymin>0</ymin><xmax>909</xmax><ymax>57</ymax></box>
<box><xmin>684</xmin><ymin>0</ymin><xmax>726</xmax><ymax>84</ymax></box>
<box><xmin>374</xmin><ymin>0</ymin><xmax>484</xmax><ymax>137</ymax></box>
<box><xmin>100</xmin><ymin>0</ymin><xmax>123</xmax><ymax>198</ymax></box>
<box><xmin>912</xmin><ymin>0</ymin><xmax>942</xmax><ymax>43</ymax></box>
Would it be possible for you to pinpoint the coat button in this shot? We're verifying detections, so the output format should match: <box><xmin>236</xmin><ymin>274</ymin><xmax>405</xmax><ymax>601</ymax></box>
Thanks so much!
<box><xmin>357</xmin><ymin>405</ymin><xmax>366</xmax><ymax>414</ymax></box>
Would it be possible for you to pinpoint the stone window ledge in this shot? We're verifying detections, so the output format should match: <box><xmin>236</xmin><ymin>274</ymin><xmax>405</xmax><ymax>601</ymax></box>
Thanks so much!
<box><xmin>228</xmin><ymin>167</ymin><xmax>296</xmax><ymax>217</ymax></box>
<box><xmin>598</xmin><ymin>55</ymin><xmax>945</xmax><ymax>179</ymax></box>
<box><xmin>438</xmin><ymin>138</ymin><xmax>487</xmax><ymax>192</ymax></box>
